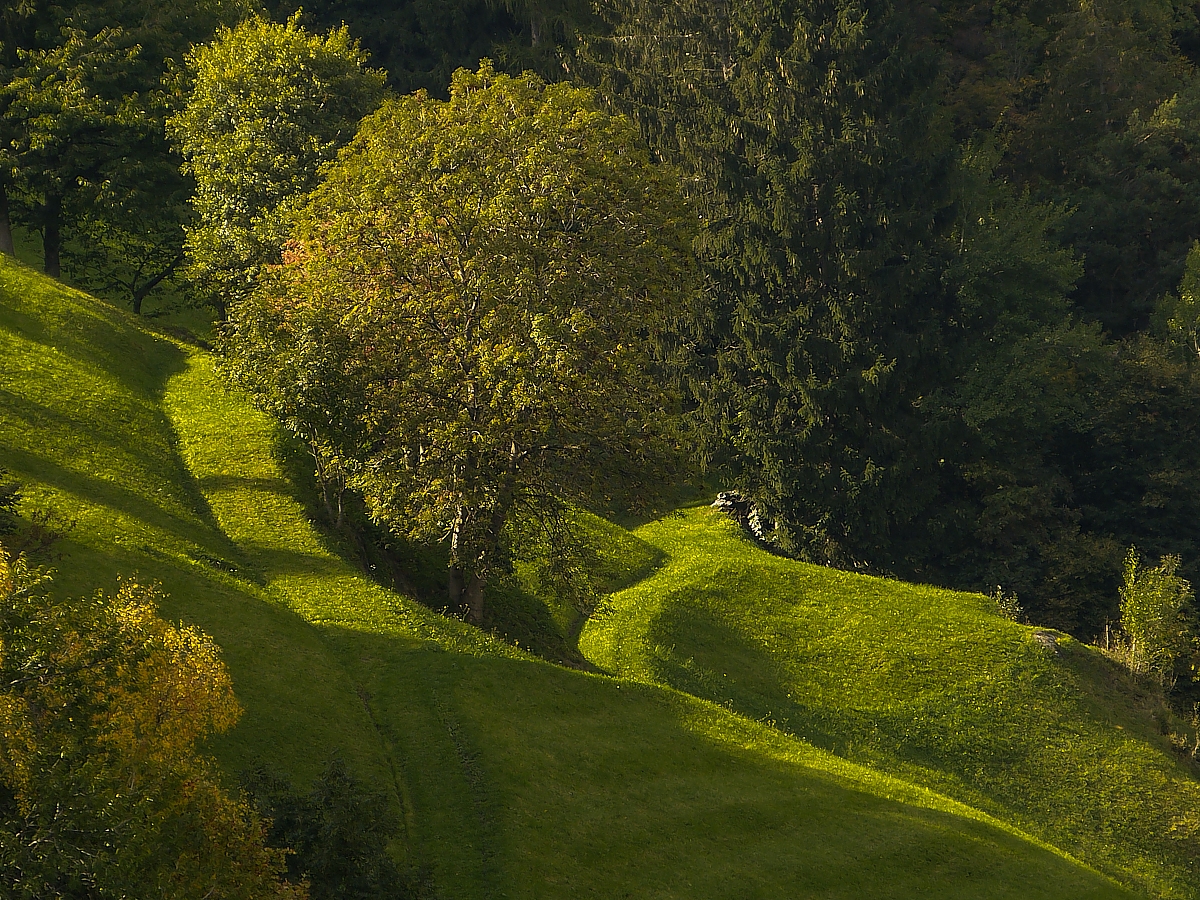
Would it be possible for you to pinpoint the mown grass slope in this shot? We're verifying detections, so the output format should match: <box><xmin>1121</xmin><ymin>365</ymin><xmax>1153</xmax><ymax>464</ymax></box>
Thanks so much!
<box><xmin>581</xmin><ymin>510</ymin><xmax>1200</xmax><ymax>898</ymax></box>
<box><xmin>0</xmin><ymin>255</ymin><xmax>1138</xmax><ymax>898</ymax></box>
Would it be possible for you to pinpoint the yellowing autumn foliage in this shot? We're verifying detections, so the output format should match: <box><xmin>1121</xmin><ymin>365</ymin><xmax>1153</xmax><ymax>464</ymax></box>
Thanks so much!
<box><xmin>0</xmin><ymin>548</ymin><xmax>305</xmax><ymax>900</ymax></box>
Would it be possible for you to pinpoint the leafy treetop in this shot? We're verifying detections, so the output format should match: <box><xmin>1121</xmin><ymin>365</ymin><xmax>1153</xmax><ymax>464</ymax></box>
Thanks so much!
<box><xmin>168</xmin><ymin>14</ymin><xmax>387</xmax><ymax>314</ymax></box>
<box><xmin>226</xmin><ymin>62</ymin><xmax>698</xmax><ymax>622</ymax></box>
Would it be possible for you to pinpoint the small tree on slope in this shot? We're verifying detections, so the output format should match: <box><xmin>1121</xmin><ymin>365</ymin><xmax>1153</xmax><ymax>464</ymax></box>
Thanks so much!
<box><xmin>1118</xmin><ymin>547</ymin><xmax>1193</xmax><ymax>681</ymax></box>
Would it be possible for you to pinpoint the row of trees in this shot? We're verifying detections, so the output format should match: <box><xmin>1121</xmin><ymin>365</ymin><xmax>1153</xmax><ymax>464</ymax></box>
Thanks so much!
<box><xmin>168</xmin><ymin>6</ymin><xmax>1200</xmax><ymax>647</ymax></box>
<box><xmin>8</xmin><ymin>1</ymin><xmax>1200</xmax><ymax>647</ymax></box>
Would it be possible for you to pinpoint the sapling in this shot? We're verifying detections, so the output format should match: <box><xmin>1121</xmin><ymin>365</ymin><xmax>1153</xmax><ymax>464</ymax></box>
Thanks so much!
<box><xmin>1118</xmin><ymin>547</ymin><xmax>1193</xmax><ymax>681</ymax></box>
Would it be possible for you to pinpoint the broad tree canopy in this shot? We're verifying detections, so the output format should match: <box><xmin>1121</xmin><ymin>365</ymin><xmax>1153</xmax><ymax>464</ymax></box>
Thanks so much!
<box><xmin>228</xmin><ymin>63</ymin><xmax>696</xmax><ymax>622</ymax></box>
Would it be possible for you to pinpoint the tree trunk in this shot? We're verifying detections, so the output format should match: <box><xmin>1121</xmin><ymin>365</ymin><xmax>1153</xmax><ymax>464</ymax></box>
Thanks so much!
<box><xmin>446</xmin><ymin>451</ymin><xmax>519</xmax><ymax>624</ymax></box>
<box><xmin>448</xmin><ymin>564</ymin><xmax>466</xmax><ymax>615</ymax></box>
<box><xmin>131</xmin><ymin>251</ymin><xmax>183</xmax><ymax>315</ymax></box>
<box><xmin>43</xmin><ymin>194</ymin><xmax>62</xmax><ymax>278</ymax></box>
<box><xmin>464</xmin><ymin>572</ymin><xmax>486</xmax><ymax>625</ymax></box>
<box><xmin>0</xmin><ymin>184</ymin><xmax>14</xmax><ymax>257</ymax></box>
<box><xmin>531</xmin><ymin>10</ymin><xmax>543</xmax><ymax>46</ymax></box>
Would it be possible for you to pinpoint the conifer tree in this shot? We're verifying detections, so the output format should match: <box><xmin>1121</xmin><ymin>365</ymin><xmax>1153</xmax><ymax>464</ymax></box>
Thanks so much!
<box><xmin>580</xmin><ymin>0</ymin><xmax>957</xmax><ymax>567</ymax></box>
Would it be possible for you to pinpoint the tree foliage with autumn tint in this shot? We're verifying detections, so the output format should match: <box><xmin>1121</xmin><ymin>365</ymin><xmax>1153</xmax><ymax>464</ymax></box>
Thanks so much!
<box><xmin>0</xmin><ymin>548</ymin><xmax>305</xmax><ymax>900</ymax></box>
<box><xmin>224</xmin><ymin>63</ymin><xmax>697</xmax><ymax>622</ymax></box>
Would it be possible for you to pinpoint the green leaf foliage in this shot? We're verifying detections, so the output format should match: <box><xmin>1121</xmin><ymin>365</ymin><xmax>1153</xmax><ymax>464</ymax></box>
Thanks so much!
<box><xmin>939</xmin><ymin>0</ymin><xmax>1200</xmax><ymax>335</ymax></box>
<box><xmin>0</xmin><ymin>0</ymin><xmax>247</xmax><ymax>284</ymax></box>
<box><xmin>244</xmin><ymin>757</ymin><xmax>421</xmax><ymax>900</ymax></box>
<box><xmin>168</xmin><ymin>15</ymin><xmax>387</xmax><ymax>313</ymax></box>
<box><xmin>1155</xmin><ymin>240</ymin><xmax>1200</xmax><ymax>358</ymax></box>
<box><xmin>1120</xmin><ymin>548</ymin><xmax>1194</xmax><ymax>679</ymax></box>
<box><xmin>225</xmin><ymin>63</ymin><xmax>698</xmax><ymax>621</ymax></box>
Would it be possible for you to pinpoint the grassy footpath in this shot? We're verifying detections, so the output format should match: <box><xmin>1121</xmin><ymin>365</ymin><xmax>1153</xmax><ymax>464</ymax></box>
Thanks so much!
<box><xmin>581</xmin><ymin>509</ymin><xmax>1200</xmax><ymax>898</ymax></box>
<box><xmin>0</xmin><ymin>255</ymin><xmax>1139</xmax><ymax>897</ymax></box>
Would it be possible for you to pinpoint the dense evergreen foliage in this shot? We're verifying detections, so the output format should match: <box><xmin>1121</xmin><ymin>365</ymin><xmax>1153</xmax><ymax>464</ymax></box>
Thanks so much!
<box><xmin>575</xmin><ymin>0</ymin><xmax>1200</xmax><ymax>639</ymax></box>
<box><xmin>579</xmin><ymin>0</ymin><xmax>961</xmax><ymax>564</ymax></box>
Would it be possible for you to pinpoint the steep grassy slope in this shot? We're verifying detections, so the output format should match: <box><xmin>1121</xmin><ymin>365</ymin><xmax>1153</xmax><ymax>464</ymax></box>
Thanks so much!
<box><xmin>0</xmin><ymin>262</ymin><xmax>394</xmax><ymax>787</ymax></box>
<box><xmin>581</xmin><ymin>511</ymin><xmax>1200</xmax><ymax>899</ymax></box>
<box><xmin>0</xmin><ymin>255</ymin><xmax>1136</xmax><ymax>898</ymax></box>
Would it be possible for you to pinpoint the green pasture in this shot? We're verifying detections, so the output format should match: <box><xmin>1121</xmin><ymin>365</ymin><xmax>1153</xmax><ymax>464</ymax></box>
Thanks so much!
<box><xmin>0</xmin><ymin>255</ymin><xmax>1148</xmax><ymax>897</ymax></box>
<box><xmin>581</xmin><ymin>510</ymin><xmax>1200</xmax><ymax>897</ymax></box>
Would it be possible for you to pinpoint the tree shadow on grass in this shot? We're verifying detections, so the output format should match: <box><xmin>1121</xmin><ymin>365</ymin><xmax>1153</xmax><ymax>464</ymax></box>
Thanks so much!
<box><xmin>0</xmin><ymin>441</ymin><xmax>240</xmax><ymax>558</ymax></box>
<box><xmin>346</xmin><ymin>643</ymin><xmax>1130</xmax><ymax>900</ymax></box>
<box><xmin>0</xmin><ymin>271</ymin><xmax>189</xmax><ymax>398</ymax></box>
<box><xmin>0</xmin><ymin>385</ymin><xmax>201</xmax><ymax>500</ymax></box>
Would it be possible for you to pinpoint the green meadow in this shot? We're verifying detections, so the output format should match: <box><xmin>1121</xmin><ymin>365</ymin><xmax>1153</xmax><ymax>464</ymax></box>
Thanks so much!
<box><xmin>0</xmin><ymin>255</ymin><xmax>1183</xmax><ymax>896</ymax></box>
<box><xmin>581</xmin><ymin>512</ymin><xmax>1200</xmax><ymax>897</ymax></box>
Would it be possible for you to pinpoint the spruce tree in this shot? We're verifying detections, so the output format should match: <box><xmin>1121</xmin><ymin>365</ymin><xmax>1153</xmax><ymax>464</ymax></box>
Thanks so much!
<box><xmin>580</xmin><ymin>0</ymin><xmax>956</xmax><ymax>568</ymax></box>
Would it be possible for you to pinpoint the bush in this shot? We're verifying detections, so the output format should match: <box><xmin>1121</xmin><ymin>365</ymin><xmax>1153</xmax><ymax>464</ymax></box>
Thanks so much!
<box><xmin>0</xmin><ymin>547</ymin><xmax>303</xmax><ymax>899</ymax></box>
<box><xmin>0</xmin><ymin>468</ymin><xmax>19</xmax><ymax>535</ymax></box>
<box><xmin>243</xmin><ymin>756</ymin><xmax>425</xmax><ymax>900</ymax></box>
<box><xmin>1117</xmin><ymin>548</ymin><xmax>1193</xmax><ymax>680</ymax></box>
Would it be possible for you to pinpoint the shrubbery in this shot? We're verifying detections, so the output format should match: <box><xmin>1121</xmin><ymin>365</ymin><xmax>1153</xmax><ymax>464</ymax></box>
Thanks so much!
<box><xmin>243</xmin><ymin>757</ymin><xmax>424</xmax><ymax>900</ymax></box>
<box><xmin>1114</xmin><ymin>548</ymin><xmax>1194</xmax><ymax>682</ymax></box>
<box><xmin>0</xmin><ymin>546</ymin><xmax>304</xmax><ymax>899</ymax></box>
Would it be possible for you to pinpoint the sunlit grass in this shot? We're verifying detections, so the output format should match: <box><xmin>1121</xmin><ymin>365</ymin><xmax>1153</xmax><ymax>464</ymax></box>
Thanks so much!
<box><xmin>0</xmin><ymin>256</ymin><xmax>394</xmax><ymax>789</ymax></box>
<box><xmin>0</xmin><ymin>254</ymin><xmax>1140</xmax><ymax>898</ymax></box>
<box><xmin>582</xmin><ymin>509</ymin><xmax>1200</xmax><ymax>898</ymax></box>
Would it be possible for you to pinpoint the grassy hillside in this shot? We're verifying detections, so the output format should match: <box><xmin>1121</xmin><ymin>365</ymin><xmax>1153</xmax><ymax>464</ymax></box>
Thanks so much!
<box><xmin>581</xmin><ymin>510</ymin><xmax>1200</xmax><ymax>898</ymax></box>
<box><xmin>0</xmin><ymin>255</ymin><xmax>1141</xmax><ymax>897</ymax></box>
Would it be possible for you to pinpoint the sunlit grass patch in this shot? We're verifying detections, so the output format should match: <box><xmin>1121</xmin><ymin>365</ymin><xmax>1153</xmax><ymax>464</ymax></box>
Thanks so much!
<box><xmin>583</xmin><ymin>507</ymin><xmax>1200</xmax><ymax>897</ymax></box>
<box><xmin>0</xmin><ymin>255</ymin><xmax>1144</xmax><ymax>898</ymax></box>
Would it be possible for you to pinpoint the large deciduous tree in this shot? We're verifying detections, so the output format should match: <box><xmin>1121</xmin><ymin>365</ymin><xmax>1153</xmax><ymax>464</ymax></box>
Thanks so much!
<box><xmin>168</xmin><ymin>15</ymin><xmax>387</xmax><ymax>316</ymax></box>
<box><xmin>225</xmin><ymin>64</ymin><xmax>697</xmax><ymax>623</ymax></box>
